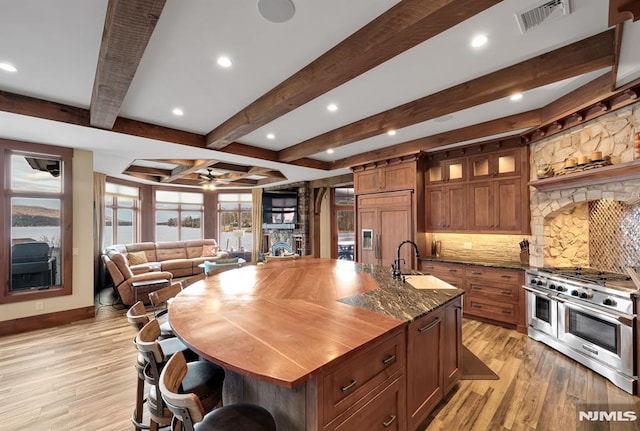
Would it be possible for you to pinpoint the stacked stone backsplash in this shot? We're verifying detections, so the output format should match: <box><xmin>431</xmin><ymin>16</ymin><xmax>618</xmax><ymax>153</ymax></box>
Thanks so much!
<box><xmin>529</xmin><ymin>102</ymin><xmax>640</xmax><ymax>270</ymax></box>
<box><xmin>263</xmin><ymin>182</ymin><xmax>310</xmax><ymax>255</ymax></box>
<box><xmin>431</xmin><ymin>233</ymin><xmax>528</xmax><ymax>263</ymax></box>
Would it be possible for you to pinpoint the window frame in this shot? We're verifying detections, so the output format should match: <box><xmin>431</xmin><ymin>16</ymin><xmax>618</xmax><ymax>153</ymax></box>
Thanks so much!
<box><xmin>217</xmin><ymin>193</ymin><xmax>253</xmax><ymax>252</ymax></box>
<box><xmin>154</xmin><ymin>189</ymin><xmax>205</xmax><ymax>242</ymax></box>
<box><xmin>0</xmin><ymin>138</ymin><xmax>73</xmax><ymax>304</ymax></box>
<box><xmin>104</xmin><ymin>183</ymin><xmax>141</xmax><ymax>247</ymax></box>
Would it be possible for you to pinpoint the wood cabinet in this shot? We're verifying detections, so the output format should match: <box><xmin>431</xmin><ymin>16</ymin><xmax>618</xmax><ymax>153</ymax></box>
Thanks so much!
<box><xmin>464</xmin><ymin>266</ymin><xmax>524</xmax><ymax>328</ymax></box>
<box><xmin>322</xmin><ymin>329</ymin><xmax>406</xmax><ymax>430</ymax></box>
<box><xmin>354</xmin><ymin>159</ymin><xmax>416</xmax><ymax>194</ymax></box>
<box><xmin>424</xmin><ymin>146</ymin><xmax>529</xmax><ymax>234</ymax></box>
<box><xmin>357</xmin><ymin>191</ymin><xmax>413</xmax><ymax>268</ymax></box>
<box><xmin>419</xmin><ymin>260</ymin><xmax>526</xmax><ymax>332</ymax></box>
<box><xmin>406</xmin><ymin>297</ymin><xmax>462</xmax><ymax>431</ymax></box>
<box><xmin>468</xmin><ymin>178</ymin><xmax>523</xmax><ymax>232</ymax></box>
<box><xmin>425</xmin><ymin>184</ymin><xmax>467</xmax><ymax>231</ymax></box>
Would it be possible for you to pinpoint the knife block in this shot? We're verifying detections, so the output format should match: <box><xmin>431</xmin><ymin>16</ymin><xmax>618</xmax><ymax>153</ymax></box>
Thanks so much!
<box><xmin>519</xmin><ymin>250</ymin><xmax>529</xmax><ymax>265</ymax></box>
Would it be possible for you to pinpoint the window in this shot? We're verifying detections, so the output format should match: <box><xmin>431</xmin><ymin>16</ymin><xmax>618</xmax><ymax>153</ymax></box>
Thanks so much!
<box><xmin>104</xmin><ymin>182</ymin><xmax>140</xmax><ymax>247</ymax></box>
<box><xmin>155</xmin><ymin>190</ymin><xmax>203</xmax><ymax>241</ymax></box>
<box><xmin>0</xmin><ymin>140</ymin><xmax>73</xmax><ymax>303</ymax></box>
<box><xmin>217</xmin><ymin>193</ymin><xmax>252</xmax><ymax>252</ymax></box>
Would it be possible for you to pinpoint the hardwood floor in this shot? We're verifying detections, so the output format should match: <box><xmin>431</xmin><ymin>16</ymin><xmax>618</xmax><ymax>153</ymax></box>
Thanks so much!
<box><xmin>0</xmin><ymin>290</ymin><xmax>638</xmax><ymax>430</ymax></box>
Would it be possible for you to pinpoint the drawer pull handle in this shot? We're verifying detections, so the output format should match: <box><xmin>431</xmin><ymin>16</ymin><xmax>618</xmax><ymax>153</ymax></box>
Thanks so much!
<box><xmin>341</xmin><ymin>380</ymin><xmax>357</xmax><ymax>393</ymax></box>
<box><xmin>418</xmin><ymin>317</ymin><xmax>440</xmax><ymax>333</ymax></box>
<box><xmin>500</xmin><ymin>274</ymin><xmax>512</xmax><ymax>279</ymax></box>
<box><xmin>471</xmin><ymin>286</ymin><xmax>482</xmax><ymax>290</ymax></box>
<box><xmin>448</xmin><ymin>268</ymin><xmax>458</xmax><ymax>272</ymax></box>
<box><xmin>500</xmin><ymin>290</ymin><xmax>512</xmax><ymax>295</ymax></box>
<box><xmin>383</xmin><ymin>415</ymin><xmax>397</xmax><ymax>427</ymax></box>
<box><xmin>470</xmin><ymin>271</ymin><xmax>482</xmax><ymax>275</ymax></box>
<box><xmin>382</xmin><ymin>355</ymin><xmax>396</xmax><ymax>366</ymax></box>
<box><xmin>472</xmin><ymin>303</ymin><xmax>482</xmax><ymax>308</ymax></box>
<box><xmin>501</xmin><ymin>310</ymin><xmax>511</xmax><ymax>314</ymax></box>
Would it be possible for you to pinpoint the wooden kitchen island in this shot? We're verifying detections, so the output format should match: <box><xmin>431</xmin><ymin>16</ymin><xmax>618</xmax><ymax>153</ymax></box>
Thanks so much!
<box><xmin>169</xmin><ymin>258</ymin><xmax>464</xmax><ymax>431</ymax></box>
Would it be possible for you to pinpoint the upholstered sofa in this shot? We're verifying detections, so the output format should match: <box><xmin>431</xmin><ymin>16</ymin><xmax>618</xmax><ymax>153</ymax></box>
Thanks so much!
<box><xmin>103</xmin><ymin>239</ymin><xmax>229</xmax><ymax>305</ymax></box>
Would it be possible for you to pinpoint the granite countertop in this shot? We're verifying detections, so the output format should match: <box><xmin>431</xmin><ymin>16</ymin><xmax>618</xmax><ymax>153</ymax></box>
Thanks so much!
<box><xmin>419</xmin><ymin>256</ymin><xmax>531</xmax><ymax>271</ymax></box>
<box><xmin>339</xmin><ymin>263</ymin><xmax>464</xmax><ymax>323</ymax></box>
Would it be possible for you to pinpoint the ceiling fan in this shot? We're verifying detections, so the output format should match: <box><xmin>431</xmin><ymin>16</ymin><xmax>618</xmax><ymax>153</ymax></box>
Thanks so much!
<box><xmin>199</xmin><ymin>169</ymin><xmax>231</xmax><ymax>190</ymax></box>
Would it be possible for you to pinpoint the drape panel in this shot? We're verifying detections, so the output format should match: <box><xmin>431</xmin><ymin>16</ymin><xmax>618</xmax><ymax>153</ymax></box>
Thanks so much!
<box><xmin>93</xmin><ymin>173</ymin><xmax>106</xmax><ymax>289</ymax></box>
<box><xmin>251</xmin><ymin>188</ymin><xmax>263</xmax><ymax>263</ymax></box>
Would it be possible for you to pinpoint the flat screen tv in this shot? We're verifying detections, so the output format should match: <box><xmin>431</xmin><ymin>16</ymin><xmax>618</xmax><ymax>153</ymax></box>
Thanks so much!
<box><xmin>262</xmin><ymin>190</ymin><xmax>298</xmax><ymax>229</ymax></box>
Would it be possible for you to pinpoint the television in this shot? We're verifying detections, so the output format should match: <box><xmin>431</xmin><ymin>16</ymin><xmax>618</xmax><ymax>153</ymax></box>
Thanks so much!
<box><xmin>262</xmin><ymin>190</ymin><xmax>298</xmax><ymax>229</ymax></box>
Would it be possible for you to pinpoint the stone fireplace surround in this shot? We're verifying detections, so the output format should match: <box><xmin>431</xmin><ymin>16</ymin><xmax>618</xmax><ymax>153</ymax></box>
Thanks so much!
<box><xmin>529</xmin><ymin>103</ymin><xmax>640</xmax><ymax>269</ymax></box>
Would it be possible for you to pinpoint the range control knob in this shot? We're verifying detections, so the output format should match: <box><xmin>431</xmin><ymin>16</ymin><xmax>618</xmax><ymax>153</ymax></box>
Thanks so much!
<box><xmin>555</xmin><ymin>285</ymin><xmax>565</xmax><ymax>292</ymax></box>
<box><xmin>603</xmin><ymin>298</ymin><xmax>616</xmax><ymax>306</ymax></box>
<box><xmin>571</xmin><ymin>290</ymin><xmax>579</xmax><ymax>296</ymax></box>
<box><xmin>549</xmin><ymin>284</ymin><xmax>556</xmax><ymax>290</ymax></box>
<box><xmin>536</xmin><ymin>279</ymin><xmax>544</xmax><ymax>286</ymax></box>
<box><xmin>579</xmin><ymin>291</ymin><xmax>593</xmax><ymax>299</ymax></box>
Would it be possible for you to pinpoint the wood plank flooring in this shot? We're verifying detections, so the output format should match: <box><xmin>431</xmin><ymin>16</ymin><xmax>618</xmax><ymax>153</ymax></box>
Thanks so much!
<box><xmin>0</xmin><ymin>289</ymin><xmax>639</xmax><ymax>430</ymax></box>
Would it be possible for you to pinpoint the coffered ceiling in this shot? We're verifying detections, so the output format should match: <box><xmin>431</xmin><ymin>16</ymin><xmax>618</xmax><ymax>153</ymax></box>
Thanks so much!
<box><xmin>0</xmin><ymin>0</ymin><xmax>639</xmax><ymax>188</ymax></box>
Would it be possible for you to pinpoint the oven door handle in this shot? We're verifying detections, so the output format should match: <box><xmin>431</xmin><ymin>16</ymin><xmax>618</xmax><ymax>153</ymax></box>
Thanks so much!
<box><xmin>557</xmin><ymin>298</ymin><xmax>635</xmax><ymax>327</ymax></box>
<box><xmin>523</xmin><ymin>286</ymin><xmax>557</xmax><ymax>299</ymax></box>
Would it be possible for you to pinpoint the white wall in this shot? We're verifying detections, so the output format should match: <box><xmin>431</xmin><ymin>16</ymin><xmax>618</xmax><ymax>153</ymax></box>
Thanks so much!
<box><xmin>0</xmin><ymin>149</ymin><xmax>95</xmax><ymax>321</ymax></box>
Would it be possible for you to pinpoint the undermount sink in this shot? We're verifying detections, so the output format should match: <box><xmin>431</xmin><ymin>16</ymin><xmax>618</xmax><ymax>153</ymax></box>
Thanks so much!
<box><xmin>404</xmin><ymin>275</ymin><xmax>456</xmax><ymax>290</ymax></box>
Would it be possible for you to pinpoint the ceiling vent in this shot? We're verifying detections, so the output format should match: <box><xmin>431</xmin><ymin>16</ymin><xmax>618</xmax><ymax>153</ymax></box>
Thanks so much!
<box><xmin>515</xmin><ymin>0</ymin><xmax>571</xmax><ymax>34</ymax></box>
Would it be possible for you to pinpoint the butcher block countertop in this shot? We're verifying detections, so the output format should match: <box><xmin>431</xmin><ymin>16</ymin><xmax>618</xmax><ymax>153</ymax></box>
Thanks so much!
<box><xmin>169</xmin><ymin>258</ymin><xmax>463</xmax><ymax>388</ymax></box>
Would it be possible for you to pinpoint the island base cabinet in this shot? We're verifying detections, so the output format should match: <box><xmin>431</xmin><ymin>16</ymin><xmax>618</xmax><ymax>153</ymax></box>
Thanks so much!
<box><xmin>407</xmin><ymin>298</ymin><xmax>462</xmax><ymax>431</ymax></box>
<box><xmin>331</xmin><ymin>375</ymin><xmax>405</xmax><ymax>431</ymax></box>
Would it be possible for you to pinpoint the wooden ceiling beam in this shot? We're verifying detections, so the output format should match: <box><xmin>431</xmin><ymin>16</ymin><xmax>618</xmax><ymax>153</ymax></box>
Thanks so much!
<box><xmin>279</xmin><ymin>29</ymin><xmax>615</xmax><ymax>163</ymax></box>
<box><xmin>205</xmin><ymin>0</ymin><xmax>501</xmax><ymax>149</ymax></box>
<box><xmin>609</xmin><ymin>0</ymin><xmax>640</xmax><ymax>26</ymax></box>
<box><xmin>90</xmin><ymin>0</ymin><xmax>166</xmax><ymax>129</ymax></box>
<box><xmin>332</xmin><ymin>110</ymin><xmax>541</xmax><ymax>169</ymax></box>
<box><xmin>162</xmin><ymin>159</ymin><xmax>216</xmax><ymax>183</ymax></box>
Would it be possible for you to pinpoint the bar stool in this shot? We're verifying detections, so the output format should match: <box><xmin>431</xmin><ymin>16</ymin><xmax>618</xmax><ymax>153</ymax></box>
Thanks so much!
<box><xmin>160</xmin><ymin>351</ymin><xmax>276</xmax><ymax>431</ymax></box>
<box><xmin>127</xmin><ymin>300</ymin><xmax>173</xmax><ymax>338</ymax></box>
<box><xmin>136</xmin><ymin>320</ymin><xmax>225</xmax><ymax>429</ymax></box>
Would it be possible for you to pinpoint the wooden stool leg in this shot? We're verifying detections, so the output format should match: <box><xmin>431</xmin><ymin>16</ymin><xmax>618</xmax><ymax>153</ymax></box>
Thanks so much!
<box><xmin>133</xmin><ymin>373</ymin><xmax>145</xmax><ymax>431</ymax></box>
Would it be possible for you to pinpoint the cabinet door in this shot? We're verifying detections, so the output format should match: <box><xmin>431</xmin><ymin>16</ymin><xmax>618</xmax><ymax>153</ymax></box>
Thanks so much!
<box><xmin>425</xmin><ymin>187</ymin><xmax>445</xmax><ymax>231</ymax></box>
<box><xmin>443</xmin><ymin>298</ymin><xmax>462</xmax><ymax>395</ymax></box>
<box><xmin>407</xmin><ymin>308</ymin><xmax>444</xmax><ymax>430</ymax></box>
<box><xmin>354</xmin><ymin>169</ymin><xmax>381</xmax><ymax>194</ymax></box>
<box><xmin>357</xmin><ymin>207</ymin><xmax>378</xmax><ymax>265</ymax></box>
<box><xmin>381</xmin><ymin>162</ymin><xmax>416</xmax><ymax>192</ymax></box>
<box><xmin>468</xmin><ymin>181</ymin><xmax>493</xmax><ymax>231</ymax></box>
<box><xmin>379</xmin><ymin>206</ymin><xmax>412</xmax><ymax>268</ymax></box>
<box><xmin>446</xmin><ymin>184</ymin><xmax>467</xmax><ymax>230</ymax></box>
<box><xmin>494</xmin><ymin>178</ymin><xmax>521</xmax><ymax>232</ymax></box>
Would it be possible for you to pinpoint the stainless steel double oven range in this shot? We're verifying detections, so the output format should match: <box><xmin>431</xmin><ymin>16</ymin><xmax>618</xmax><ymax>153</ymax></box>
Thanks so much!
<box><xmin>524</xmin><ymin>267</ymin><xmax>637</xmax><ymax>394</ymax></box>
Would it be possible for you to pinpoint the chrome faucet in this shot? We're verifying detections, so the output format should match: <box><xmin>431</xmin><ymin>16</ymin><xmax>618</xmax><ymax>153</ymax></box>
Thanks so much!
<box><xmin>392</xmin><ymin>240</ymin><xmax>420</xmax><ymax>279</ymax></box>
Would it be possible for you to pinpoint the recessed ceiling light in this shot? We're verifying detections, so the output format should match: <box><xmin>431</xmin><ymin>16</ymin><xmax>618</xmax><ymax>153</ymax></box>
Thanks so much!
<box><xmin>0</xmin><ymin>63</ymin><xmax>17</xmax><ymax>72</ymax></box>
<box><xmin>258</xmin><ymin>0</ymin><xmax>295</xmax><ymax>23</ymax></box>
<box><xmin>387</xmin><ymin>130</ymin><xmax>396</xmax><ymax>136</ymax></box>
<box><xmin>217</xmin><ymin>56</ymin><xmax>232</xmax><ymax>68</ymax></box>
<box><xmin>327</xmin><ymin>103</ymin><xmax>338</xmax><ymax>112</ymax></box>
<box><xmin>434</xmin><ymin>114</ymin><xmax>454</xmax><ymax>123</ymax></box>
<box><xmin>172</xmin><ymin>108</ymin><xmax>184</xmax><ymax>116</ymax></box>
<box><xmin>327</xmin><ymin>149</ymin><xmax>334</xmax><ymax>154</ymax></box>
<box><xmin>471</xmin><ymin>34</ymin><xmax>488</xmax><ymax>48</ymax></box>
<box><xmin>510</xmin><ymin>93</ymin><xmax>523</xmax><ymax>101</ymax></box>
<box><xmin>266</xmin><ymin>133</ymin><xmax>275</xmax><ymax>140</ymax></box>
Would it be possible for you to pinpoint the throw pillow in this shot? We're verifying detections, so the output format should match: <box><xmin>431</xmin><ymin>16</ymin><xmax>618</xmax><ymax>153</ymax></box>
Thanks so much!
<box><xmin>202</xmin><ymin>244</ymin><xmax>219</xmax><ymax>257</ymax></box>
<box><xmin>127</xmin><ymin>251</ymin><xmax>148</xmax><ymax>265</ymax></box>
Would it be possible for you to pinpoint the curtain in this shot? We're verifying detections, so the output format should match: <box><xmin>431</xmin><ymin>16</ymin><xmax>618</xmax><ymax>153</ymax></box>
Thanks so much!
<box><xmin>93</xmin><ymin>173</ymin><xmax>106</xmax><ymax>290</ymax></box>
<box><xmin>251</xmin><ymin>188</ymin><xmax>263</xmax><ymax>263</ymax></box>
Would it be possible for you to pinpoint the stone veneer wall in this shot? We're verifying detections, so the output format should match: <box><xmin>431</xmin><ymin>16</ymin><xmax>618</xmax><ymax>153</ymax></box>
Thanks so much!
<box><xmin>263</xmin><ymin>182</ymin><xmax>310</xmax><ymax>255</ymax></box>
<box><xmin>529</xmin><ymin>102</ymin><xmax>640</xmax><ymax>268</ymax></box>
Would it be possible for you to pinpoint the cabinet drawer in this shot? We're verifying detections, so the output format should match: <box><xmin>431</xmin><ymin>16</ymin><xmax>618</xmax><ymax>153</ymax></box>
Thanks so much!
<box><xmin>419</xmin><ymin>262</ymin><xmax>463</xmax><ymax>287</ymax></box>
<box><xmin>322</xmin><ymin>331</ymin><xmax>404</xmax><ymax>424</ymax></box>
<box><xmin>466</xmin><ymin>280</ymin><xmax>518</xmax><ymax>303</ymax></box>
<box><xmin>465</xmin><ymin>266</ymin><xmax>522</xmax><ymax>284</ymax></box>
<box><xmin>464</xmin><ymin>296</ymin><xmax>516</xmax><ymax>324</ymax></box>
<box><xmin>331</xmin><ymin>376</ymin><xmax>403</xmax><ymax>431</ymax></box>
